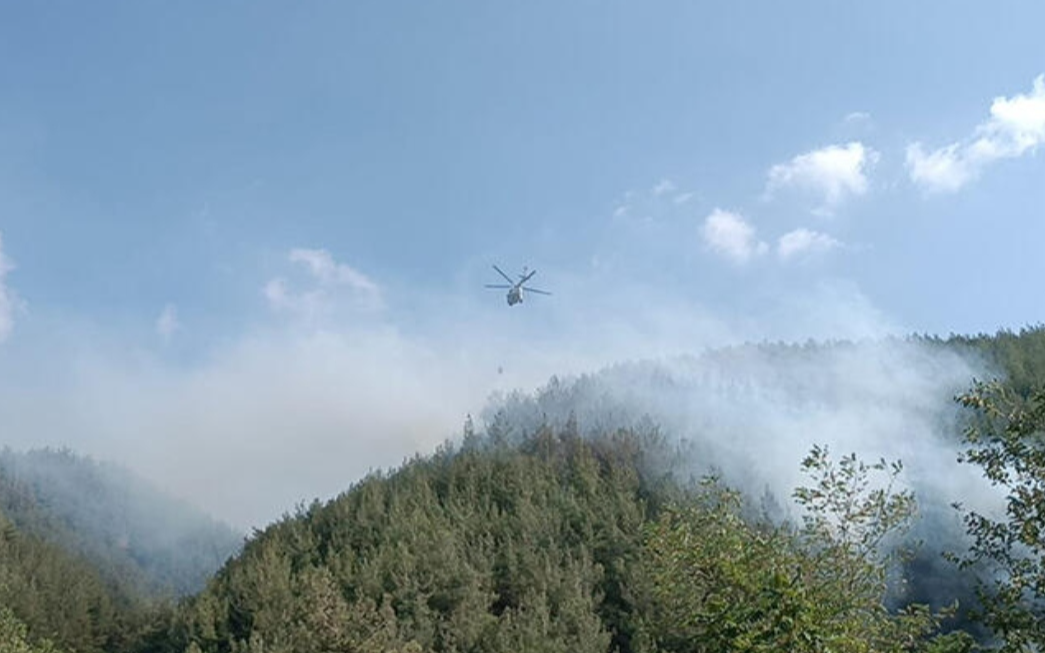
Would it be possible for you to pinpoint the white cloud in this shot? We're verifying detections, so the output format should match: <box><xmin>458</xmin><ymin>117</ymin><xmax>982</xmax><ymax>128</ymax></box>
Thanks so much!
<box><xmin>652</xmin><ymin>178</ymin><xmax>676</xmax><ymax>196</ymax></box>
<box><xmin>155</xmin><ymin>304</ymin><xmax>181</xmax><ymax>341</ymax></box>
<box><xmin>905</xmin><ymin>143</ymin><xmax>972</xmax><ymax>193</ymax></box>
<box><xmin>701</xmin><ymin>209</ymin><xmax>768</xmax><ymax>264</ymax></box>
<box><xmin>767</xmin><ymin>142</ymin><xmax>878</xmax><ymax>215</ymax></box>
<box><xmin>844</xmin><ymin>111</ymin><xmax>872</xmax><ymax>124</ymax></box>
<box><xmin>0</xmin><ymin>233</ymin><xmax>23</xmax><ymax>343</ymax></box>
<box><xmin>264</xmin><ymin>277</ymin><xmax>317</xmax><ymax>318</ymax></box>
<box><xmin>907</xmin><ymin>74</ymin><xmax>1045</xmax><ymax>193</ymax></box>
<box><xmin>777</xmin><ymin>228</ymin><xmax>841</xmax><ymax>261</ymax></box>
<box><xmin>289</xmin><ymin>248</ymin><xmax>381</xmax><ymax>297</ymax></box>
<box><xmin>266</xmin><ymin>248</ymin><xmax>383</xmax><ymax>318</ymax></box>
<box><xmin>611</xmin><ymin>181</ymin><xmax>695</xmax><ymax>223</ymax></box>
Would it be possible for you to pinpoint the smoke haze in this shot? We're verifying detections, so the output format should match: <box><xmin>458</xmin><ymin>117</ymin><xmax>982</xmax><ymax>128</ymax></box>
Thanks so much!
<box><xmin>486</xmin><ymin>339</ymin><xmax>998</xmax><ymax>521</ymax></box>
<box><xmin>0</xmin><ymin>274</ymin><xmax>998</xmax><ymax>532</ymax></box>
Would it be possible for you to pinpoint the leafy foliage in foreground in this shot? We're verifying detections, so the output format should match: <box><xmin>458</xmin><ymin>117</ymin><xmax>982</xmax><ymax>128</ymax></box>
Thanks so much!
<box><xmin>644</xmin><ymin>448</ymin><xmax>973</xmax><ymax>653</ymax></box>
<box><xmin>952</xmin><ymin>381</ymin><xmax>1045</xmax><ymax>651</ymax></box>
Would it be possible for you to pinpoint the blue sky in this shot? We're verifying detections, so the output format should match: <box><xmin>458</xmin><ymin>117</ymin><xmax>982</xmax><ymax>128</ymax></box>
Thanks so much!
<box><xmin>0</xmin><ymin>3</ymin><xmax>1043</xmax><ymax>526</ymax></box>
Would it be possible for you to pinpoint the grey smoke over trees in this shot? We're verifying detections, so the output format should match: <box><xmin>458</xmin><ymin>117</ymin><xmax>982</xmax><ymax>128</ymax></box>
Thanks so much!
<box><xmin>483</xmin><ymin>338</ymin><xmax>993</xmax><ymax>520</ymax></box>
<box><xmin>481</xmin><ymin>337</ymin><xmax>1003</xmax><ymax>622</ymax></box>
<box><xmin>0</xmin><ymin>448</ymin><xmax>242</xmax><ymax>598</ymax></box>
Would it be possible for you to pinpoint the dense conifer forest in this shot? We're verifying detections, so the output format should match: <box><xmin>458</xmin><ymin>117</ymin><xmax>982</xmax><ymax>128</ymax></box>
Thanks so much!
<box><xmin>4</xmin><ymin>326</ymin><xmax>1045</xmax><ymax>652</ymax></box>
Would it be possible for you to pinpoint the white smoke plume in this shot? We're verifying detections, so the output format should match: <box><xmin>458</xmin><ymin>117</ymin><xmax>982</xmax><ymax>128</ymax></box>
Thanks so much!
<box><xmin>0</xmin><ymin>266</ymin><xmax>997</xmax><ymax>535</ymax></box>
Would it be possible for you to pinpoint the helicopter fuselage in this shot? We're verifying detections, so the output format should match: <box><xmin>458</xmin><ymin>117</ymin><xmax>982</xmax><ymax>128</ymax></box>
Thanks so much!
<box><xmin>486</xmin><ymin>264</ymin><xmax>549</xmax><ymax>306</ymax></box>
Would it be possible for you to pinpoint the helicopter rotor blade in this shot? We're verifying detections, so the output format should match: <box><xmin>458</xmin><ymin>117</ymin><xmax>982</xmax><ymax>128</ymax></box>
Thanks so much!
<box><xmin>492</xmin><ymin>264</ymin><xmax>514</xmax><ymax>284</ymax></box>
<box><xmin>522</xmin><ymin>287</ymin><xmax>552</xmax><ymax>296</ymax></box>
<box><xmin>485</xmin><ymin>284</ymin><xmax>512</xmax><ymax>289</ymax></box>
<box><xmin>520</xmin><ymin>269</ymin><xmax>537</xmax><ymax>284</ymax></box>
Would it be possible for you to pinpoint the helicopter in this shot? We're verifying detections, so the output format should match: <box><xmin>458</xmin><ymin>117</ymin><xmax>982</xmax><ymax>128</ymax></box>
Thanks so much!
<box><xmin>485</xmin><ymin>264</ymin><xmax>552</xmax><ymax>306</ymax></box>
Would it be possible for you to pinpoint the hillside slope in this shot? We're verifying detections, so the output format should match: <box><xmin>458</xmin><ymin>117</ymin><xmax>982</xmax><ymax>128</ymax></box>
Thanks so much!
<box><xmin>179</xmin><ymin>419</ymin><xmax>980</xmax><ymax>653</ymax></box>
<box><xmin>8</xmin><ymin>326</ymin><xmax>1045</xmax><ymax>652</ymax></box>
<box><xmin>181</xmin><ymin>427</ymin><xmax>676</xmax><ymax>653</ymax></box>
<box><xmin>0</xmin><ymin>448</ymin><xmax>242</xmax><ymax>599</ymax></box>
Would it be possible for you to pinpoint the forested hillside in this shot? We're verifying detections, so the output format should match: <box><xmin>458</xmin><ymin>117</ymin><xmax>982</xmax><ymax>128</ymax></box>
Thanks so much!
<box><xmin>172</xmin><ymin>326</ymin><xmax>1045</xmax><ymax>652</ymax></box>
<box><xmin>178</xmin><ymin>425</ymin><xmax>669</xmax><ymax>653</ymax></box>
<box><xmin>0</xmin><ymin>448</ymin><xmax>242</xmax><ymax>599</ymax></box>
<box><xmin>4</xmin><ymin>326</ymin><xmax>1045</xmax><ymax>652</ymax></box>
<box><xmin>178</xmin><ymin>423</ymin><xmax>982</xmax><ymax>652</ymax></box>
